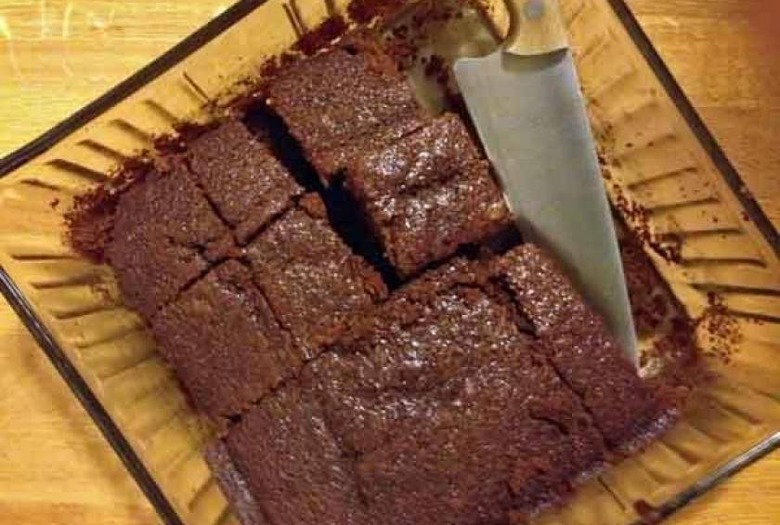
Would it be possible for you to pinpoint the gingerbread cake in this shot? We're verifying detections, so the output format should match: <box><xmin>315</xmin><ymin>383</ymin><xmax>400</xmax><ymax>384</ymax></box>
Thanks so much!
<box><xmin>187</xmin><ymin>120</ymin><xmax>303</xmax><ymax>244</ymax></box>
<box><xmin>65</xmin><ymin>20</ymin><xmax>682</xmax><ymax>525</ymax></box>
<box><xmin>151</xmin><ymin>261</ymin><xmax>295</xmax><ymax>422</ymax></box>
<box><xmin>106</xmin><ymin>162</ymin><xmax>229</xmax><ymax>320</ymax></box>
<box><xmin>244</xmin><ymin>193</ymin><xmax>388</xmax><ymax>361</ymax></box>
<box><xmin>206</xmin><ymin>247</ymin><xmax>671</xmax><ymax>524</ymax></box>
<box><xmin>346</xmin><ymin>113</ymin><xmax>511</xmax><ymax>276</ymax></box>
<box><xmin>267</xmin><ymin>38</ymin><xmax>424</xmax><ymax>181</ymax></box>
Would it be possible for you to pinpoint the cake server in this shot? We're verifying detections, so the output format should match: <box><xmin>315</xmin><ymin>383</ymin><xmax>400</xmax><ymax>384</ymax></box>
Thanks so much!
<box><xmin>453</xmin><ymin>0</ymin><xmax>638</xmax><ymax>363</ymax></box>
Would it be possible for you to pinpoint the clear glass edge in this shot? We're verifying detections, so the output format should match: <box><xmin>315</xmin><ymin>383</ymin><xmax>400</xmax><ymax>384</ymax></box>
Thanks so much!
<box><xmin>0</xmin><ymin>1</ymin><xmax>777</xmax><ymax>524</ymax></box>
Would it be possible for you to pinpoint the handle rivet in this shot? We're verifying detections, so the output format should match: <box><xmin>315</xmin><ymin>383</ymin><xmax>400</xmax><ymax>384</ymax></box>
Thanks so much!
<box><xmin>524</xmin><ymin>0</ymin><xmax>545</xmax><ymax>19</ymax></box>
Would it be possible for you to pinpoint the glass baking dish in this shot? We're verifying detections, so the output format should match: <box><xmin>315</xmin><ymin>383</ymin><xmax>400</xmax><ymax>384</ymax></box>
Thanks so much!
<box><xmin>0</xmin><ymin>1</ymin><xmax>778</xmax><ymax>524</ymax></box>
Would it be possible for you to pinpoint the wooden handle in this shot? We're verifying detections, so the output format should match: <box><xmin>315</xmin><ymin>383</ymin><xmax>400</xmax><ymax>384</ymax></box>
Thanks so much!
<box><xmin>504</xmin><ymin>0</ymin><xmax>568</xmax><ymax>56</ymax></box>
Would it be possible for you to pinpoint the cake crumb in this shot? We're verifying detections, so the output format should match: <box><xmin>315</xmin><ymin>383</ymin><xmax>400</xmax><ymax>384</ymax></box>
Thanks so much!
<box><xmin>294</xmin><ymin>15</ymin><xmax>349</xmax><ymax>56</ymax></box>
<box><xmin>64</xmin><ymin>156</ymin><xmax>153</xmax><ymax>264</ymax></box>
<box><xmin>695</xmin><ymin>292</ymin><xmax>742</xmax><ymax>364</ymax></box>
<box><xmin>348</xmin><ymin>0</ymin><xmax>407</xmax><ymax>23</ymax></box>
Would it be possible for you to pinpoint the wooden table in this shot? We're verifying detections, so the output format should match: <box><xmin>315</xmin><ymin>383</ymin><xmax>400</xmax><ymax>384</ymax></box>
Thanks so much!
<box><xmin>0</xmin><ymin>1</ymin><xmax>778</xmax><ymax>524</ymax></box>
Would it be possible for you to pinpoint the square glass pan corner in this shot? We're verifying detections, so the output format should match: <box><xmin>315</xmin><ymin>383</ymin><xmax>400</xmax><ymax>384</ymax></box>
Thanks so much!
<box><xmin>0</xmin><ymin>1</ymin><xmax>779</xmax><ymax>525</ymax></box>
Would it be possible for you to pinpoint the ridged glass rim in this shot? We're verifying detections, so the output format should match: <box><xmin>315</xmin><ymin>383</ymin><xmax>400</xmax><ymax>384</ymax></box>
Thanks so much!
<box><xmin>0</xmin><ymin>1</ymin><xmax>778</xmax><ymax>524</ymax></box>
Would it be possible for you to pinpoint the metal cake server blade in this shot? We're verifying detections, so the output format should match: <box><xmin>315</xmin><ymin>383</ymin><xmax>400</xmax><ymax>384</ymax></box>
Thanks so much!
<box><xmin>454</xmin><ymin>0</ymin><xmax>638</xmax><ymax>364</ymax></box>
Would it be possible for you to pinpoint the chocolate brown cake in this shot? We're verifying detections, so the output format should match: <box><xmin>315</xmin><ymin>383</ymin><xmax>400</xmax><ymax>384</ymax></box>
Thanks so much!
<box><xmin>106</xmin><ymin>162</ymin><xmax>228</xmax><ymax>320</ymax></box>
<box><xmin>151</xmin><ymin>261</ymin><xmax>296</xmax><ymax>422</ymax></box>
<box><xmin>244</xmin><ymin>194</ymin><xmax>387</xmax><ymax>361</ymax></box>
<box><xmin>205</xmin><ymin>442</ymin><xmax>270</xmax><ymax>525</ymax></box>
<box><xmin>218</xmin><ymin>384</ymin><xmax>370</xmax><ymax>525</ymax></box>
<box><xmin>187</xmin><ymin>120</ymin><xmax>303</xmax><ymax>244</ymax></box>
<box><xmin>267</xmin><ymin>40</ymin><xmax>424</xmax><ymax>180</ymax></box>
<box><xmin>347</xmin><ymin>114</ymin><xmax>511</xmax><ymax>276</ymax></box>
<box><xmin>346</xmin><ymin>113</ymin><xmax>483</xmax><ymax>203</ymax></box>
<box><xmin>209</xmin><ymin>254</ymin><xmax>614</xmax><ymax>525</ymax></box>
<box><xmin>383</xmin><ymin>165</ymin><xmax>510</xmax><ymax>275</ymax></box>
<box><xmin>71</xmin><ymin>21</ymin><xmax>682</xmax><ymax>524</ymax></box>
<box><xmin>492</xmin><ymin>244</ymin><xmax>673</xmax><ymax>448</ymax></box>
<box><xmin>318</xmin><ymin>264</ymin><xmax>606</xmax><ymax>523</ymax></box>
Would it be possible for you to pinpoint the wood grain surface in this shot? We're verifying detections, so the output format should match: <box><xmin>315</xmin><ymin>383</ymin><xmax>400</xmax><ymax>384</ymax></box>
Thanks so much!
<box><xmin>0</xmin><ymin>1</ymin><xmax>778</xmax><ymax>524</ymax></box>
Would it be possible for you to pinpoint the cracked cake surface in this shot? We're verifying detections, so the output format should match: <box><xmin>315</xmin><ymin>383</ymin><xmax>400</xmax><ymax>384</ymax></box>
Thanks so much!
<box><xmin>346</xmin><ymin>113</ymin><xmax>511</xmax><ymax>276</ymax></box>
<box><xmin>187</xmin><ymin>120</ymin><xmax>303</xmax><ymax>244</ymax></box>
<box><xmin>244</xmin><ymin>194</ymin><xmax>388</xmax><ymax>361</ymax></box>
<box><xmin>267</xmin><ymin>40</ymin><xmax>424</xmax><ymax>180</ymax></box>
<box><xmin>491</xmin><ymin>244</ymin><xmax>674</xmax><ymax>448</ymax></box>
<box><xmin>107</xmin><ymin>162</ymin><xmax>229</xmax><ymax>319</ymax></box>
<box><xmin>151</xmin><ymin>260</ymin><xmax>295</xmax><ymax>422</ymax></box>
<box><xmin>207</xmin><ymin>251</ymin><xmax>634</xmax><ymax>525</ymax></box>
